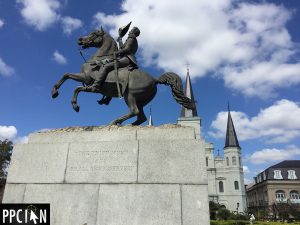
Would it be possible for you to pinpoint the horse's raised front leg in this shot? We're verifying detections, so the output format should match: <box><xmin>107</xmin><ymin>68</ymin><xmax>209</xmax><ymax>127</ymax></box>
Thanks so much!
<box><xmin>52</xmin><ymin>73</ymin><xmax>87</xmax><ymax>98</ymax></box>
<box><xmin>71</xmin><ymin>86</ymin><xmax>88</xmax><ymax>112</ymax></box>
<box><xmin>110</xmin><ymin>93</ymin><xmax>139</xmax><ymax>125</ymax></box>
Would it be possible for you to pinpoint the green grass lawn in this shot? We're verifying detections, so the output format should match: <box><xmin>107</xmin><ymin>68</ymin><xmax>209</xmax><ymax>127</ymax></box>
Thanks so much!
<box><xmin>210</xmin><ymin>220</ymin><xmax>300</xmax><ymax>225</ymax></box>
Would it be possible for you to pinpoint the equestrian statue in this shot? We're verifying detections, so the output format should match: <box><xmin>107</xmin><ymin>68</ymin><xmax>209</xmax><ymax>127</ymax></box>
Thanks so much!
<box><xmin>51</xmin><ymin>22</ymin><xmax>195</xmax><ymax>125</ymax></box>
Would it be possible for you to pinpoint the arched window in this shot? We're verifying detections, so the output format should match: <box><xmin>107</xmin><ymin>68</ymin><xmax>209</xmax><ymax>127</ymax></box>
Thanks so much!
<box><xmin>234</xmin><ymin>181</ymin><xmax>239</xmax><ymax>190</ymax></box>
<box><xmin>219</xmin><ymin>181</ymin><xmax>224</xmax><ymax>193</ymax></box>
<box><xmin>239</xmin><ymin>157</ymin><xmax>241</xmax><ymax>166</ymax></box>
<box><xmin>206</xmin><ymin>157</ymin><xmax>209</xmax><ymax>167</ymax></box>
<box><xmin>232</xmin><ymin>156</ymin><xmax>237</xmax><ymax>165</ymax></box>
<box><xmin>275</xmin><ymin>190</ymin><xmax>286</xmax><ymax>202</ymax></box>
<box><xmin>226</xmin><ymin>157</ymin><xmax>229</xmax><ymax>166</ymax></box>
<box><xmin>220</xmin><ymin>205</ymin><xmax>226</xmax><ymax>209</ymax></box>
<box><xmin>290</xmin><ymin>190</ymin><xmax>300</xmax><ymax>200</ymax></box>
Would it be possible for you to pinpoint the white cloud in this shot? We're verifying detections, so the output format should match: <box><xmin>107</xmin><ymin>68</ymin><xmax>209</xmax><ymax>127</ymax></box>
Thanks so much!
<box><xmin>243</xmin><ymin>166</ymin><xmax>250</xmax><ymax>174</ymax></box>
<box><xmin>0</xmin><ymin>125</ymin><xmax>28</xmax><ymax>144</ymax></box>
<box><xmin>93</xmin><ymin>0</ymin><xmax>300</xmax><ymax>99</ymax></box>
<box><xmin>53</xmin><ymin>50</ymin><xmax>67</xmax><ymax>64</ymax></box>
<box><xmin>0</xmin><ymin>58</ymin><xmax>15</xmax><ymax>77</ymax></box>
<box><xmin>249</xmin><ymin>146</ymin><xmax>300</xmax><ymax>165</ymax></box>
<box><xmin>209</xmin><ymin>99</ymin><xmax>300</xmax><ymax>143</ymax></box>
<box><xmin>0</xmin><ymin>126</ymin><xmax>17</xmax><ymax>141</ymax></box>
<box><xmin>0</xmin><ymin>19</ymin><xmax>4</xmax><ymax>28</ymax></box>
<box><xmin>61</xmin><ymin>16</ymin><xmax>83</xmax><ymax>35</ymax></box>
<box><xmin>17</xmin><ymin>0</ymin><xmax>61</xmax><ymax>31</ymax></box>
<box><xmin>14</xmin><ymin>136</ymin><xmax>29</xmax><ymax>144</ymax></box>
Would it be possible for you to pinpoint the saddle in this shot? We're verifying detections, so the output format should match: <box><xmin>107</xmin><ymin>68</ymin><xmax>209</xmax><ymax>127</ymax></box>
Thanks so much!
<box><xmin>104</xmin><ymin>67</ymin><xmax>131</xmax><ymax>95</ymax></box>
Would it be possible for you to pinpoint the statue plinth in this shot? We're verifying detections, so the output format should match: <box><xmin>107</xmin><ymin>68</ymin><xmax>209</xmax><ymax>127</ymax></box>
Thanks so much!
<box><xmin>3</xmin><ymin>125</ymin><xmax>209</xmax><ymax>225</ymax></box>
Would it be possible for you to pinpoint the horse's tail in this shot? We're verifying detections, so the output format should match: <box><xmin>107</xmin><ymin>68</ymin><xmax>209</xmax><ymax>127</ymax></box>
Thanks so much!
<box><xmin>156</xmin><ymin>72</ymin><xmax>195</xmax><ymax>110</ymax></box>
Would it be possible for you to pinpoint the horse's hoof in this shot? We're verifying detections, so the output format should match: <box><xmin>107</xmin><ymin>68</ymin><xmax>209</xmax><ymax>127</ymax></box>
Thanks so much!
<box><xmin>51</xmin><ymin>88</ymin><xmax>59</xmax><ymax>98</ymax></box>
<box><xmin>72</xmin><ymin>104</ymin><xmax>80</xmax><ymax>112</ymax></box>
<box><xmin>97</xmin><ymin>97</ymin><xmax>111</xmax><ymax>106</ymax></box>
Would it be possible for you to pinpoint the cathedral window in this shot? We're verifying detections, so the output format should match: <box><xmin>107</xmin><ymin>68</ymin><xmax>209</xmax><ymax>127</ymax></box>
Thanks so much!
<box><xmin>226</xmin><ymin>157</ymin><xmax>229</xmax><ymax>166</ymax></box>
<box><xmin>206</xmin><ymin>157</ymin><xmax>209</xmax><ymax>167</ymax></box>
<box><xmin>273</xmin><ymin>170</ymin><xmax>283</xmax><ymax>179</ymax></box>
<box><xmin>287</xmin><ymin>170</ymin><xmax>297</xmax><ymax>179</ymax></box>
<box><xmin>239</xmin><ymin>157</ymin><xmax>241</xmax><ymax>166</ymax></box>
<box><xmin>232</xmin><ymin>156</ymin><xmax>237</xmax><ymax>165</ymax></box>
<box><xmin>219</xmin><ymin>181</ymin><xmax>224</xmax><ymax>193</ymax></box>
<box><xmin>234</xmin><ymin>181</ymin><xmax>239</xmax><ymax>190</ymax></box>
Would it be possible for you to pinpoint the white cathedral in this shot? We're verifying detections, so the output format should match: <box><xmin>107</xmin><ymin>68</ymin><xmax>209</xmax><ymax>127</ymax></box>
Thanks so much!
<box><xmin>176</xmin><ymin>68</ymin><xmax>247</xmax><ymax>213</ymax></box>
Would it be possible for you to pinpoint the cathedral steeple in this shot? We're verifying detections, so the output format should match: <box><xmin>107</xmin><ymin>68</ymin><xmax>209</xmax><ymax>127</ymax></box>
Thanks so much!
<box><xmin>180</xmin><ymin>65</ymin><xmax>198</xmax><ymax>117</ymax></box>
<box><xmin>148</xmin><ymin>106</ymin><xmax>153</xmax><ymax>126</ymax></box>
<box><xmin>225</xmin><ymin>104</ymin><xmax>240</xmax><ymax>148</ymax></box>
<box><xmin>177</xmin><ymin>64</ymin><xmax>201</xmax><ymax>138</ymax></box>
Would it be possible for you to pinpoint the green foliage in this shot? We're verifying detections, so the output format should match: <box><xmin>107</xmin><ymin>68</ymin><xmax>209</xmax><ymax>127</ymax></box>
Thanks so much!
<box><xmin>211</xmin><ymin>221</ymin><xmax>300</xmax><ymax>225</ymax></box>
<box><xmin>210</xmin><ymin>201</ymin><xmax>220</xmax><ymax>220</ymax></box>
<box><xmin>209</xmin><ymin>201</ymin><xmax>248</xmax><ymax>221</ymax></box>
<box><xmin>275</xmin><ymin>202</ymin><xmax>300</xmax><ymax>220</ymax></box>
<box><xmin>210</xmin><ymin>220</ymin><xmax>248</xmax><ymax>225</ymax></box>
<box><xmin>218</xmin><ymin>208</ymin><xmax>231</xmax><ymax>220</ymax></box>
<box><xmin>229</xmin><ymin>213</ymin><xmax>248</xmax><ymax>221</ymax></box>
<box><xmin>0</xmin><ymin>140</ymin><xmax>13</xmax><ymax>179</ymax></box>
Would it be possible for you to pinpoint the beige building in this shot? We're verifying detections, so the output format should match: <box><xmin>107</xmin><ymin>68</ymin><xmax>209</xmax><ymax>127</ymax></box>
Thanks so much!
<box><xmin>246</xmin><ymin>160</ymin><xmax>300</xmax><ymax>218</ymax></box>
<box><xmin>177</xmin><ymin>68</ymin><xmax>246</xmax><ymax>213</ymax></box>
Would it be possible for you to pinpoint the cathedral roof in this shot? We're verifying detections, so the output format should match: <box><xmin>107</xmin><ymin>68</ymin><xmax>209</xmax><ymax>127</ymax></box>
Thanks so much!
<box><xmin>180</xmin><ymin>67</ymin><xmax>198</xmax><ymax>118</ymax></box>
<box><xmin>224</xmin><ymin>105</ymin><xmax>240</xmax><ymax>149</ymax></box>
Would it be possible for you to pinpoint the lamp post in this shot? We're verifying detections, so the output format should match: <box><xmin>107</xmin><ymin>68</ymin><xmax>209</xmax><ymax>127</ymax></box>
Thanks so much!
<box><xmin>236</xmin><ymin>202</ymin><xmax>240</xmax><ymax>214</ymax></box>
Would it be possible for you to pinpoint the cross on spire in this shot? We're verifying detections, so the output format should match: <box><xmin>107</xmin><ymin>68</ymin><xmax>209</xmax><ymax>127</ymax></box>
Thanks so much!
<box><xmin>186</xmin><ymin>62</ymin><xmax>190</xmax><ymax>74</ymax></box>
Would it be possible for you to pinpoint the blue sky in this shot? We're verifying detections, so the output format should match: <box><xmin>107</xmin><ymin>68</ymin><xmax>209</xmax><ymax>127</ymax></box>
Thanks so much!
<box><xmin>0</xmin><ymin>0</ymin><xmax>300</xmax><ymax>184</ymax></box>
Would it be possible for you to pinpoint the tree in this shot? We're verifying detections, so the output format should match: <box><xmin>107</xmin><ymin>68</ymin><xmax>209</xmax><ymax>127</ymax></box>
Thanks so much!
<box><xmin>276</xmin><ymin>202</ymin><xmax>300</xmax><ymax>221</ymax></box>
<box><xmin>209</xmin><ymin>201</ymin><xmax>220</xmax><ymax>220</ymax></box>
<box><xmin>0</xmin><ymin>140</ymin><xmax>13</xmax><ymax>179</ymax></box>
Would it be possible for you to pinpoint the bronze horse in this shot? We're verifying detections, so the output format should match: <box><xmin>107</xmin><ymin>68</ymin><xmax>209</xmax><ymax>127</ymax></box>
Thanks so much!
<box><xmin>51</xmin><ymin>27</ymin><xmax>194</xmax><ymax>125</ymax></box>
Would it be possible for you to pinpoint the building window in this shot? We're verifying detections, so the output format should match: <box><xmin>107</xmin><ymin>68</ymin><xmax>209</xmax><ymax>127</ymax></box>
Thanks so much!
<box><xmin>206</xmin><ymin>157</ymin><xmax>209</xmax><ymax>167</ymax></box>
<box><xmin>273</xmin><ymin>170</ymin><xmax>283</xmax><ymax>179</ymax></box>
<box><xmin>290</xmin><ymin>191</ymin><xmax>300</xmax><ymax>199</ymax></box>
<box><xmin>234</xmin><ymin>181</ymin><xmax>239</xmax><ymax>190</ymax></box>
<box><xmin>257</xmin><ymin>175</ymin><xmax>261</xmax><ymax>183</ymax></box>
<box><xmin>275</xmin><ymin>190</ymin><xmax>286</xmax><ymax>202</ymax></box>
<box><xmin>263</xmin><ymin>171</ymin><xmax>266</xmax><ymax>180</ymax></box>
<box><xmin>290</xmin><ymin>191</ymin><xmax>300</xmax><ymax>204</ymax></box>
<box><xmin>232</xmin><ymin>156</ymin><xmax>237</xmax><ymax>165</ymax></box>
<box><xmin>290</xmin><ymin>191</ymin><xmax>300</xmax><ymax>200</ymax></box>
<box><xmin>239</xmin><ymin>157</ymin><xmax>241</xmax><ymax>166</ymax></box>
<box><xmin>219</xmin><ymin>181</ymin><xmax>224</xmax><ymax>193</ymax></box>
<box><xmin>226</xmin><ymin>157</ymin><xmax>229</xmax><ymax>166</ymax></box>
<box><xmin>287</xmin><ymin>170</ymin><xmax>297</xmax><ymax>179</ymax></box>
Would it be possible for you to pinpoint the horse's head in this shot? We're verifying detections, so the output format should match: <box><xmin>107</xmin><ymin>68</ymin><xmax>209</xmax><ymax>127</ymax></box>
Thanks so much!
<box><xmin>78</xmin><ymin>27</ymin><xmax>105</xmax><ymax>49</ymax></box>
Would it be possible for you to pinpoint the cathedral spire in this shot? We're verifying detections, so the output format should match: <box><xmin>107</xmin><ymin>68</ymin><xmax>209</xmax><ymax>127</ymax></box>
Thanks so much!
<box><xmin>180</xmin><ymin>65</ymin><xmax>198</xmax><ymax>117</ymax></box>
<box><xmin>225</xmin><ymin>104</ymin><xmax>240</xmax><ymax>148</ymax></box>
<box><xmin>148</xmin><ymin>106</ymin><xmax>153</xmax><ymax>126</ymax></box>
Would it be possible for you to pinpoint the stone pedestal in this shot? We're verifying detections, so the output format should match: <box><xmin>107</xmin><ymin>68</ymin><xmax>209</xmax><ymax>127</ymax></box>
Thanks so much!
<box><xmin>3</xmin><ymin>125</ymin><xmax>209</xmax><ymax>225</ymax></box>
